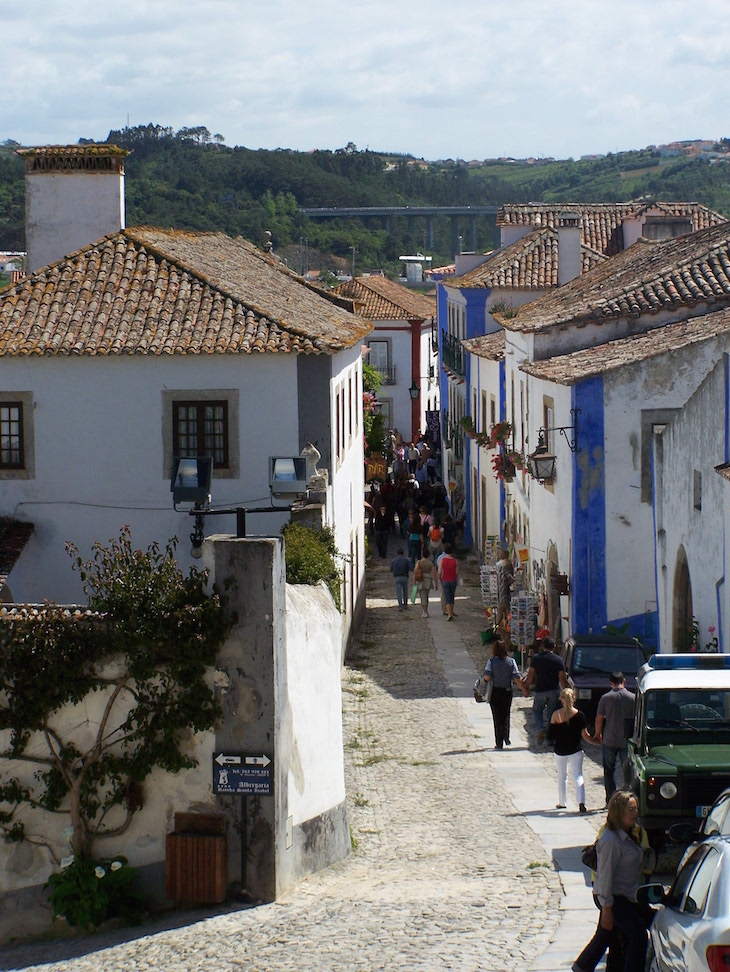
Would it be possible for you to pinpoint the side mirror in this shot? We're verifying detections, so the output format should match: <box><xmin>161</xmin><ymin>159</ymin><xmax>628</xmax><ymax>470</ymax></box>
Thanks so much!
<box><xmin>637</xmin><ymin>883</ymin><xmax>666</xmax><ymax>906</ymax></box>
<box><xmin>668</xmin><ymin>822</ymin><xmax>702</xmax><ymax>845</ymax></box>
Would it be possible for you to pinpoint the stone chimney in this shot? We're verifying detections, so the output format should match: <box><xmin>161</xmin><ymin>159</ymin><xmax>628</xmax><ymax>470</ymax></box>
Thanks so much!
<box><xmin>557</xmin><ymin>211</ymin><xmax>582</xmax><ymax>286</ymax></box>
<box><xmin>17</xmin><ymin>144</ymin><xmax>129</xmax><ymax>273</ymax></box>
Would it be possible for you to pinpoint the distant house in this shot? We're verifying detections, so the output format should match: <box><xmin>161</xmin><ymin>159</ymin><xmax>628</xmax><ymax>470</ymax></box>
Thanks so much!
<box><xmin>332</xmin><ymin>275</ymin><xmax>438</xmax><ymax>443</ymax></box>
<box><xmin>0</xmin><ymin>146</ymin><xmax>371</xmax><ymax>649</ymax></box>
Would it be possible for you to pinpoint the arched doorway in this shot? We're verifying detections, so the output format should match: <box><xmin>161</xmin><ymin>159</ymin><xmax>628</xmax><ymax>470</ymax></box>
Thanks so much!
<box><xmin>672</xmin><ymin>545</ymin><xmax>693</xmax><ymax>652</ymax></box>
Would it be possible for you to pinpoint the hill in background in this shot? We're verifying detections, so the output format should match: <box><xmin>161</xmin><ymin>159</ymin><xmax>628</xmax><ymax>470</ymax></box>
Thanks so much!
<box><xmin>2</xmin><ymin>126</ymin><xmax>730</xmax><ymax>276</ymax></box>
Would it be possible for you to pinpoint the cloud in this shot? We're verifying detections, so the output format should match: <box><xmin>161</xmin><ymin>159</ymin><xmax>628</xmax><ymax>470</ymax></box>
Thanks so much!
<box><xmin>4</xmin><ymin>0</ymin><xmax>730</xmax><ymax>158</ymax></box>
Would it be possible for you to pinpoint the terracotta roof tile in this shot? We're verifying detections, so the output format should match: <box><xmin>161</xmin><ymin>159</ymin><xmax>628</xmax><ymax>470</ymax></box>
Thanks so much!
<box><xmin>0</xmin><ymin>518</ymin><xmax>33</xmax><ymax>589</ymax></box>
<box><xmin>497</xmin><ymin>202</ymin><xmax>724</xmax><ymax>255</ymax></box>
<box><xmin>0</xmin><ymin>228</ymin><xmax>371</xmax><ymax>356</ymax></box>
<box><xmin>450</xmin><ymin>227</ymin><xmax>606</xmax><ymax>291</ymax></box>
<box><xmin>461</xmin><ymin>331</ymin><xmax>505</xmax><ymax>360</ymax></box>
<box><xmin>520</xmin><ymin>305</ymin><xmax>730</xmax><ymax>384</ymax></box>
<box><xmin>332</xmin><ymin>276</ymin><xmax>436</xmax><ymax>321</ymax></box>
<box><xmin>504</xmin><ymin>222</ymin><xmax>730</xmax><ymax>333</ymax></box>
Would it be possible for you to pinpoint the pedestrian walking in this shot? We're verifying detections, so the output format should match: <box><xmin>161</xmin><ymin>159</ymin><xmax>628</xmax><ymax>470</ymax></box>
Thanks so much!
<box><xmin>482</xmin><ymin>638</ymin><xmax>522</xmax><ymax>749</ymax></box>
<box><xmin>495</xmin><ymin>548</ymin><xmax>514</xmax><ymax>625</ymax></box>
<box><xmin>520</xmin><ymin>635</ymin><xmax>567</xmax><ymax>743</ymax></box>
<box><xmin>437</xmin><ymin>543</ymin><xmax>459</xmax><ymax>621</ymax></box>
<box><xmin>389</xmin><ymin>547</ymin><xmax>412</xmax><ymax>611</ymax></box>
<box><xmin>594</xmin><ymin>672</ymin><xmax>636</xmax><ymax>804</ymax></box>
<box><xmin>573</xmin><ymin>791</ymin><xmax>649</xmax><ymax>972</ymax></box>
<box><xmin>414</xmin><ymin>553</ymin><xmax>437</xmax><ymax>617</ymax></box>
<box><xmin>405</xmin><ymin>510</ymin><xmax>422</xmax><ymax>566</ymax></box>
<box><xmin>374</xmin><ymin>504</ymin><xmax>390</xmax><ymax>559</ymax></box>
<box><xmin>547</xmin><ymin>687</ymin><xmax>591</xmax><ymax>811</ymax></box>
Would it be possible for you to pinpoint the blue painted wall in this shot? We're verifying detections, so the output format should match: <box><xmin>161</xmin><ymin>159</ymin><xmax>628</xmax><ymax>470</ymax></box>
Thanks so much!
<box><xmin>571</xmin><ymin>377</ymin><xmax>607</xmax><ymax>634</ymax></box>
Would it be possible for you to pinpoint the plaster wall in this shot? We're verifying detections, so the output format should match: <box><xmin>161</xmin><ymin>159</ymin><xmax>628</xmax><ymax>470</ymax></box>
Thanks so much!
<box><xmin>602</xmin><ymin>337</ymin><xmax>727</xmax><ymax>641</ymax></box>
<box><xmin>530</xmin><ymin>309</ymin><xmax>714</xmax><ymax>361</ymax></box>
<box><xmin>654</xmin><ymin>356</ymin><xmax>729</xmax><ymax>652</ymax></box>
<box><xmin>467</xmin><ymin>355</ymin><xmax>504</xmax><ymax>553</ymax></box>
<box><xmin>329</xmin><ymin>346</ymin><xmax>366</xmax><ymax>648</ymax></box>
<box><xmin>0</xmin><ymin>535</ymin><xmax>349</xmax><ymax>942</ymax></box>
<box><xmin>25</xmin><ymin>172</ymin><xmax>125</xmax><ymax>273</ymax></box>
<box><xmin>0</xmin><ymin>352</ymin><xmax>299</xmax><ymax>604</ymax></box>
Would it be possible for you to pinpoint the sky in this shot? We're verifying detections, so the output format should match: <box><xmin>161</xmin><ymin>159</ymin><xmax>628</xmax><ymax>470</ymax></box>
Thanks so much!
<box><xmin>4</xmin><ymin>0</ymin><xmax>730</xmax><ymax>161</ymax></box>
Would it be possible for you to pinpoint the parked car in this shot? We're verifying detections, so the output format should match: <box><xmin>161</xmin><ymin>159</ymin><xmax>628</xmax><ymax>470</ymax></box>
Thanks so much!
<box><xmin>629</xmin><ymin>654</ymin><xmax>730</xmax><ymax>846</ymax></box>
<box><xmin>669</xmin><ymin>787</ymin><xmax>730</xmax><ymax>870</ymax></box>
<box><xmin>560</xmin><ymin>634</ymin><xmax>649</xmax><ymax>725</ymax></box>
<box><xmin>638</xmin><ymin>834</ymin><xmax>730</xmax><ymax>971</ymax></box>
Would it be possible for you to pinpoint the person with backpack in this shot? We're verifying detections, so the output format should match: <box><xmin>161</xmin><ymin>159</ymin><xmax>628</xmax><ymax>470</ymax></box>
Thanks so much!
<box><xmin>482</xmin><ymin>637</ymin><xmax>522</xmax><ymax>749</ymax></box>
<box><xmin>414</xmin><ymin>552</ymin><xmax>438</xmax><ymax>617</ymax></box>
<box><xmin>428</xmin><ymin>518</ymin><xmax>443</xmax><ymax>563</ymax></box>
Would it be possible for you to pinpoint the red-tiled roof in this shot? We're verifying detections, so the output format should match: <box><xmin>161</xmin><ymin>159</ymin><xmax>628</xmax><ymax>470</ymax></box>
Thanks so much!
<box><xmin>503</xmin><ymin>222</ymin><xmax>730</xmax><ymax>333</ymax></box>
<box><xmin>497</xmin><ymin>202</ymin><xmax>724</xmax><ymax>255</ymax></box>
<box><xmin>519</xmin><ymin>304</ymin><xmax>730</xmax><ymax>384</ymax></box>
<box><xmin>332</xmin><ymin>276</ymin><xmax>436</xmax><ymax>321</ymax></box>
<box><xmin>461</xmin><ymin>331</ymin><xmax>505</xmax><ymax>360</ymax></box>
<box><xmin>0</xmin><ymin>518</ymin><xmax>33</xmax><ymax>590</ymax></box>
<box><xmin>0</xmin><ymin>227</ymin><xmax>371</xmax><ymax>356</ymax></box>
<box><xmin>449</xmin><ymin>228</ymin><xmax>606</xmax><ymax>291</ymax></box>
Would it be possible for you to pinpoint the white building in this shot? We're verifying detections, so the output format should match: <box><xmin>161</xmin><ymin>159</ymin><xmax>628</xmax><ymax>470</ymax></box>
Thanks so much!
<box><xmin>654</xmin><ymin>353</ymin><xmax>730</xmax><ymax>653</ymax></box>
<box><xmin>332</xmin><ymin>275</ymin><xmax>438</xmax><ymax>443</ymax></box>
<box><xmin>485</xmin><ymin>221</ymin><xmax>730</xmax><ymax>649</ymax></box>
<box><xmin>0</xmin><ymin>146</ymin><xmax>371</xmax><ymax>648</ymax></box>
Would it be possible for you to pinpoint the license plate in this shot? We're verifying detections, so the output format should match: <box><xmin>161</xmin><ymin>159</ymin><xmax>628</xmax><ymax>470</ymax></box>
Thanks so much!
<box><xmin>697</xmin><ymin>805</ymin><xmax>711</xmax><ymax>817</ymax></box>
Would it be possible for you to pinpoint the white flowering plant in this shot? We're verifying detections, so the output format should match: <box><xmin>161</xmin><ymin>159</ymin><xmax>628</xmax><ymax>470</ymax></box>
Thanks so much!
<box><xmin>44</xmin><ymin>853</ymin><xmax>145</xmax><ymax>929</ymax></box>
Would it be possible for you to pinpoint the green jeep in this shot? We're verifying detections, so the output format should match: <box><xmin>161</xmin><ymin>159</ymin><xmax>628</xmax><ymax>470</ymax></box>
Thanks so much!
<box><xmin>628</xmin><ymin>653</ymin><xmax>730</xmax><ymax>845</ymax></box>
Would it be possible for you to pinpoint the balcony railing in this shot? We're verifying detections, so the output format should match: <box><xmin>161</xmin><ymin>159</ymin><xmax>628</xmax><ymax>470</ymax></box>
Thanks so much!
<box><xmin>441</xmin><ymin>330</ymin><xmax>465</xmax><ymax>376</ymax></box>
<box><xmin>375</xmin><ymin>365</ymin><xmax>397</xmax><ymax>385</ymax></box>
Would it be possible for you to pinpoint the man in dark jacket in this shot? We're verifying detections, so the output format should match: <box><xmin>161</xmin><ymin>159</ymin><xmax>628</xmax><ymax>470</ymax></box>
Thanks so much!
<box><xmin>520</xmin><ymin>636</ymin><xmax>567</xmax><ymax>744</ymax></box>
<box><xmin>594</xmin><ymin>671</ymin><xmax>636</xmax><ymax>803</ymax></box>
<box><xmin>389</xmin><ymin>548</ymin><xmax>412</xmax><ymax>611</ymax></box>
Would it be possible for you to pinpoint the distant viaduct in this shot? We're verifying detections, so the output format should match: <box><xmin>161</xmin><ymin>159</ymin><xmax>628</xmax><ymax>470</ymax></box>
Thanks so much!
<box><xmin>299</xmin><ymin>205</ymin><xmax>499</xmax><ymax>255</ymax></box>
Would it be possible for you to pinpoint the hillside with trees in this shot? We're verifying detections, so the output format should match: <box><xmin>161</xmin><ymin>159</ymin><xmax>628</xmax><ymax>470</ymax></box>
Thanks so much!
<box><xmin>3</xmin><ymin>126</ymin><xmax>730</xmax><ymax>275</ymax></box>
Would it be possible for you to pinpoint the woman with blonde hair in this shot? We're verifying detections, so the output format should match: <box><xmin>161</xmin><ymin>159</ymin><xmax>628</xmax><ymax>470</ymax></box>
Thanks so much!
<box><xmin>547</xmin><ymin>685</ymin><xmax>592</xmax><ymax>812</ymax></box>
<box><xmin>573</xmin><ymin>790</ymin><xmax>649</xmax><ymax>972</ymax></box>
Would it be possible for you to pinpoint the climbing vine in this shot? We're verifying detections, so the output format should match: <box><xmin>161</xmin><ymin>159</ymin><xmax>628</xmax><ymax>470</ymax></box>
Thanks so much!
<box><xmin>0</xmin><ymin>527</ymin><xmax>233</xmax><ymax>863</ymax></box>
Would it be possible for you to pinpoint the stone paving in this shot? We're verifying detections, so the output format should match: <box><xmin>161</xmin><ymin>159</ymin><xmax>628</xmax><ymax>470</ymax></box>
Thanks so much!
<box><xmin>3</xmin><ymin>542</ymin><xmax>616</xmax><ymax>972</ymax></box>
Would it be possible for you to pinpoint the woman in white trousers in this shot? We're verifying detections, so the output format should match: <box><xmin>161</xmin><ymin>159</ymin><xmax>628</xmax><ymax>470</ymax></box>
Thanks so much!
<box><xmin>547</xmin><ymin>687</ymin><xmax>592</xmax><ymax>812</ymax></box>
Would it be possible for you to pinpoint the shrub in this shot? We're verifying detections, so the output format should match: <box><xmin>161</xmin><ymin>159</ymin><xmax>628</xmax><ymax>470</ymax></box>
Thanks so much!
<box><xmin>45</xmin><ymin>855</ymin><xmax>145</xmax><ymax>929</ymax></box>
<box><xmin>282</xmin><ymin>523</ymin><xmax>342</xmax><ymax>610</ymax></box>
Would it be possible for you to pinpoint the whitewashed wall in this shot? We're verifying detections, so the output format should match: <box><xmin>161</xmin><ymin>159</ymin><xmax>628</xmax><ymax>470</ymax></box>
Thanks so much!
<box><xmin>329</xmin><ymin>345</ymin><xmax>366</xmax><ymax>646</ymax></box>
<box><xmin>654</xmin><ymin>356</ymin><xmax>729</xmax><ymax>652</ymax></box>
<box><xmin>0</xmin><ymin>352</ymin><xmax>299</xmax><ymax>604</ymax></box>
<box><xmin>603</xmin><ymin>338</ymin><xmax>726</xmax><ymax>631</ymax></box>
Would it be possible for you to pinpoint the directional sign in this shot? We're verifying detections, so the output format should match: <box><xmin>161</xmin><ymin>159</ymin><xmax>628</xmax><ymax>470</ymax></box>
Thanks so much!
<box><xmin>213</xmin><ymin>752</ymin><xmax>272</xmax><ymax>796</ymax></box>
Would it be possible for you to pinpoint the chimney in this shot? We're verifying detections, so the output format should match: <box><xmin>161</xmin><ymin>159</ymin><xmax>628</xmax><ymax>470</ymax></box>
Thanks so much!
<box><xmin>17</xmin><ymin>144</ymin><xmax>129</xmax><ymax>273</ymax></box>
<box><xmin>557</xmin><ymin>211</ymin><xmax>581</xmax><ymax>286</ymax></box>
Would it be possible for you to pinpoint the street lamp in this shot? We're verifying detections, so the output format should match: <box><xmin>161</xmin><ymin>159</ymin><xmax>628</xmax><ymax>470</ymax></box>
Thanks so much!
<box><xmin>409</xmin><ymin>380</ymin><xmax>420</xmax><ymax>401</ymax></box>
<box><xmin>528</xmin><ymin>409</ymin><xmax>581</xmax><ymax>484</ymax></box>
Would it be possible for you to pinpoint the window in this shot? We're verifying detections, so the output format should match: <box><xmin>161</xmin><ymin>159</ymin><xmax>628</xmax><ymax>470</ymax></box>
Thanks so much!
<box><xmin>173</xmin><ymin>401</ymin><xmax>228</xmax><ymax>468</ymax></box>
<box><xmin>0</xmin><ymin>403</ymin><xmax>23</xmax><ymax>468</ymax></box>
<box><xmin>641</xmin><ymin>409</ymin><xmax>678</xmax><ymax>503</ymax></box>
<box><xmin>0</xmin><ymin>392</ymin><xmax>34</xmax><ymax>479</ymax></box>
<box><xmin>693</xmin><ymin>470</ymin><xmax>702</xmax><ymax>511</ymax></box>
<box><xmin>162</xmin><ymin>390</ymin><xmax>239</xmax><ymax>480</ymax></box>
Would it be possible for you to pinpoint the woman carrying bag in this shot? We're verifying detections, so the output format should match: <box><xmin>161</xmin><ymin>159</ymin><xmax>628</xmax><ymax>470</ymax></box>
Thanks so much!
<box><xmin>414</xmin><ymin>553</ymin><xmax>438</xmax><ymax>618</ymax></box>
<box><xmin>573</xmin><ymin>791</ymin><xmax>649</xmax><ymax>972</ymax></box>
<box><xmin>482</xmin><ymin>638</ymin><xmax>522</xmax><ymax>749</ymax></box>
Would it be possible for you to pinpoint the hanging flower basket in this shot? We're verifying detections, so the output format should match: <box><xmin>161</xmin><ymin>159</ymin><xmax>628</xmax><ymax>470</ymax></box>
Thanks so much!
<box><xmin>491</xmin><ymin>450</ymin><xmax>523</xmax><ymax>482</ymax></box>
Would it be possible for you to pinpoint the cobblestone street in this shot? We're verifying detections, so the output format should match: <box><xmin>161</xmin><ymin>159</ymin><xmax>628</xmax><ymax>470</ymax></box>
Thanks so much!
<box><xmin>3</xmin><ymin>545</ymin><xmax>611</xmax><ymax>972</ymax></box>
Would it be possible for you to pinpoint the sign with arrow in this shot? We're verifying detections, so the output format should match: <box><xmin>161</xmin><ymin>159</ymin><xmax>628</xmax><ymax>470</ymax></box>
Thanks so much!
<box><xmin>213</xmin><ymin>752</ymin><xmax>272</xmax><ymax>795</ymax></box>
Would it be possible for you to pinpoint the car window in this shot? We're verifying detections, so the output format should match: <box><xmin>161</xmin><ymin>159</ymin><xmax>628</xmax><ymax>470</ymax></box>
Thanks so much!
<box><xmin>683</xmin><ymin>848</ymin><xmax>720</xmax><ymax>915</ymax></box>
<box><xmin>571</xmin><ymin>645</ymin><xmax>645</xmax><ymax>675</ymax></box>
<box><xmin>665</xmin><ymin>845</ymin><xmax>708</xmax><ymax>910</ymax></box>
<box><xmin>704</xmin><ymin>794</ymin><xmax>730</xmax><ymax>836</ymax></box>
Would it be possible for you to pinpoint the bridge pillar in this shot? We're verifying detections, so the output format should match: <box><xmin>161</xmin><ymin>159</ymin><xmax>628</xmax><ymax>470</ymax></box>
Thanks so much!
<box><xmin>427</xmin><ymin>217</ymin><xmax>434</xmax><ymax>250</ymax></box>
<box><xmin>451</xmin><ymin>216</ymin><xmax>460</xmax><ymax>259</ymax></box>
<box><xmin>470</xmin><ymin>217</ymin><xmax>477</xmax><ymax>252</ymax></box>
